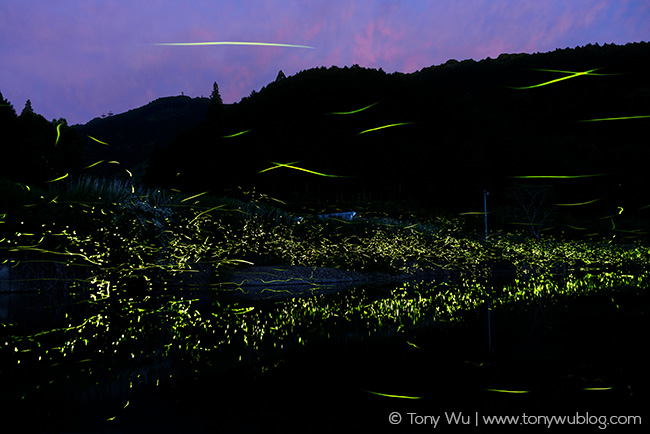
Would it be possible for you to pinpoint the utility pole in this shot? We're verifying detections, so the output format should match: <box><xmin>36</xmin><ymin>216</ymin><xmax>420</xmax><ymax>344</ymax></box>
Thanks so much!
<box><xmin>483</xmin><ymin>190</ymin><xmax>489</xmax><ymax>241</ymax></box>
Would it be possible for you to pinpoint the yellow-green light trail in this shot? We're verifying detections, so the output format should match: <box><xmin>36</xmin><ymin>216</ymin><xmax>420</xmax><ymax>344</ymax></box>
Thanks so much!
<box><xmin>181</xmin><ymin>191</ymin><xmax>209</xmax><ymax>203</ymax></box>
<box><xmin>258</xmin><ymin>162</ymin><xmax>345</xmax><ymax>177</ymax></box>
<box><xmin>154</xmin><ymin>41</ymin><xmax>314</xmax><ymax>49</ymax></box>
<box><xmin>507</xmin><ymin>68</ymin><xmax>602</xmax><ymax>89</ymax></box>
<box><xmin>364</xmin><ymin>390</ymin><xmax>421</xmax><ymax>399</ymax></box>
<box><xmin>82</xmin><ymin>160</ymin><xmax>106</xmax><ymax>170</ymax></box>
<box><xmin>555</xmin><ymin>198</ymin><xmax>602</xmax><ymax>206</ymax></box>
<box><xmin>578</xmin><ymin>115</ymin><xmax>650</xmax><ymax>122</ymax></box>
<box><xmin>221</xmin><ymin>129</ymin><xmax>251</xmax><ymax>138</ymax></box>
<box><xmin>327</xmin><ymin>102</ymin><xmax>378</xmax><ymax>115</ymax></box>
<box><xmin>358</xmin><ymin>122</ymin><xmax>415</xmax><ymax>135</ymax></box>
<box><xmin>46</xmin><ymin>173</ymin><xmax>69</xmax><ymax>183</ymax></box>
<box><xmin>484</xmin><ymin>389</ymin><xmax>529</xmax><ymax>394</ymax></box>
<box><xmin>530</xmin><ymin>68</ymin><xmax>620</xmax><ymax>76</ymax></box>
<box><xmin>510</xmin><ymin>174</ymin><xmax>607</xmax><ymax>179</ymax></box>
<box><xmin>55</xmin><ymin>123</ymin><xmax>62</xmax><ymax>146</ymax></box>
<box><xmin>87</xmin><ymin>135</ymin><xmax>111</xmax><ymax>146</ymax></box>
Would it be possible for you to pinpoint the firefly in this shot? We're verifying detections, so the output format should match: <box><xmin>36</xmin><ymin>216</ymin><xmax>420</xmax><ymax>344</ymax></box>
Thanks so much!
<box><xmin>88</xmin><ymin>135</ymin><xmax>111</xmax><ymax>146</ymax></box>
<box><xmin>507</xmin><ymin>68</ymin><xmax>603</xmax><ymax>89</ymax></box>
<box><xmin>326</xmin><ymin>102</ymin><xmax>379</xmax><ymax>115</ymax></box>
<box><xmin>358</xmin><ymin>122</ymin><xmax>415</xmax><ymax>135</ymax></box>
<box><xmin>258</xmin><ymin>162</ymin><xmax>345</xmax><ymax>177</ymax></box>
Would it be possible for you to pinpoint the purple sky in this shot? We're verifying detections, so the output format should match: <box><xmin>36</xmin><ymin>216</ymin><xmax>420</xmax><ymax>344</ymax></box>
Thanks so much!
<box><xmin>1</xmin><ymin>0</ymin><xmax>648</xmax><ymax>125</ymax></box>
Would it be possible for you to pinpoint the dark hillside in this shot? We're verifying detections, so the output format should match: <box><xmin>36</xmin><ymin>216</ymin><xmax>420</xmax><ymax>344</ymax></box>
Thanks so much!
<box><xmin>145</xmin><ymin>42</ymin><xmax>650</xmax><ymax>234</ymax></box>
<box><xmin>74</xmin><ymin>95</ymin><xmax>210</xmax><ymax>181</ymax></box>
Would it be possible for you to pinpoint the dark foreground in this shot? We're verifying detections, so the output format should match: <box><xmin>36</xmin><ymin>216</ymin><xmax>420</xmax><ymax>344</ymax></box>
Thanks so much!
<box><xmin>10</xmin><ymin>290</ymin><xmax>649</xmax><ymax>433</ymax></box>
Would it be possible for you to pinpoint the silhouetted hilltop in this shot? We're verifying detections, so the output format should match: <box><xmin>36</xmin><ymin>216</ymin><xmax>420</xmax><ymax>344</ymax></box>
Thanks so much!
<box><xmin>74</xmin><ymin>95</ymin><xmax>210</xmax><ymax>180</ymax></box>
<box><xmin>145</xmin><ymin>42</ymin><xmax>650</xmax><ymax>221</ymax></box>
<box><xmin>0</xmin><ymin>92</ymin><xmax>85</xmax><ymax>185</ymax></box>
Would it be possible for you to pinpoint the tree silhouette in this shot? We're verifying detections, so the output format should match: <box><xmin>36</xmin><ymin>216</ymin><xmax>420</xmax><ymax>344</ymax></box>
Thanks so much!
<box><xmin>206</xmin><ymin>82</ymin><xmax>224</xmax><ymax>120</ymax></box>
<box><xmin>20</xmin><ymin>99</ymin><xmax>34</xmax><ymax>117</ymax></box>
<box><xmin>275</xmin><ymin>70</ymin><xmax>286</xmax><ymax>82</ymax></box>
<box><xmin>0</xmin><ymin>91</ymin><xmax>18</xmax><ymax>180</ymax></box>
<box><xmin>0</xmin><ymin>91</ymin><xmax>16</xmax><ymax>115</ymax></box>
<box><xmin>507</xmin><ymin>184</ymin><xmax>556</xmax><ymax>240</ymax></box>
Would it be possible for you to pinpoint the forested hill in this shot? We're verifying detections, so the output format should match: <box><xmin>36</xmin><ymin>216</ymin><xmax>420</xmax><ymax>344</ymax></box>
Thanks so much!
<box><xmin>145</xmin><ymin>42</ymin><xmax>650</xmax><ymax>218</ymax></box>
<box><xmin>75</xmin><ymin>95</ymin><xmax>210</xmax><ymax>180</ymax></box>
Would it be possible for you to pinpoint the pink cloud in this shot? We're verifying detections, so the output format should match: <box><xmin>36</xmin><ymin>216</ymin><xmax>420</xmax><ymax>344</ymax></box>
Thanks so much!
<box><xmin>2</xmin><ymin>0</ymin><xmax>648</xmax><ymax>125</ymax></box>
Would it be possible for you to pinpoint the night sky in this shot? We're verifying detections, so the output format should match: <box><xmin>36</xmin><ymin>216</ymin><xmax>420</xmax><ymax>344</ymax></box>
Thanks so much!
<box><xmin>1</xmin><ymin>0</ymin><xmax>648</xmax><ymax>125</ymax></box>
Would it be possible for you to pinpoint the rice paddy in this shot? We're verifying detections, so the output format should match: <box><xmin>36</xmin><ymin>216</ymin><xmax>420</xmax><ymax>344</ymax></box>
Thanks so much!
<box><xmin>0</xmin><ymin>175</ymin><xmax>648</xmax><ymax>431</ymax></box>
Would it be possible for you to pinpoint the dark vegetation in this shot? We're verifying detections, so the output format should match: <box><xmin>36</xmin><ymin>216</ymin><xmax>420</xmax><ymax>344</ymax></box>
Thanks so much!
<box><xmin>75</xmin><ymin>95</ymin><xmax>211</xmax><ymax>182</ymax></box>
<box><xmin>2</xmin><ymin>42</ymin><xmax>649</xmax><ymax>239</ymax></box>
<box><xmin>140</xmin><ymin>41</ymin><xmax>650</xmax><ymax>239</ymax></box>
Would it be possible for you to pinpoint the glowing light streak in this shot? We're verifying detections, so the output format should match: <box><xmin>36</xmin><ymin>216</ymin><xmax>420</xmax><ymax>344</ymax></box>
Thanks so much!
<box><xmin>530</xmin><ymin>68</ymin><xmax>619</xmax><ymax>76</ymax></box>
<box><xmin>326</xmin><ymin>102</ymin><xmax>378</xmax><ymax>115</ymax></box>
<box><xmin>258</xmin><ymin>161</ymin><xmax>299</xmax><ymax>173</ymax></box>
<box><xmin>260</xmin><ymin>288</ymin><xmax>293</xmax><ymax>294</ymax></box>
<box><xmin>154</xmin><ymin>41</ymin><xmax>314</xmax><ymax>49</ymax></box>
<box><xmin>232</xmin><ymin>307</ymin><xmax>255</xmax><ymax>315</ymax></box>
<box><xmin>181</xmin><ymin>191</ymin><xmax>209</xmax><ymax>203</ymax></box>
<box><xmin>485</xmin><ymin>389</ymin><xmax>529</xmax><ymax>394</ymax></box>
<box><xmin>364</xmin><ymin>390</ymin><xmax>421</xmax><ymax>399</ymax></box>
<box><xmin>46</xmin><ymin>173</ymin><xmax>69</xmax><ymax>183</ymax></box>
<box><xmin>222</xmin><ymin>129</ymin><xmax>251</xmax><ymax>138</ymax></box>
<box><xmin>358</xmin><ymin>122</ymin><xmax>416</xmax><ymax>135</ymax></box>
<box><xmin>578</xmin><ymin>115</ymin><xmax>650</xmax><ymax>122</ymax></box>
<box><xmin>88</xmin><ymin>135</ymin><xmax>111</xmax><ymax>146</ymax></box>
<box><xmin>55</xmin><ymin>123</ymin><xmax>62</xmax><ymax>146</ymax></box>
<box><xmin>82</xmin><ymin>160</ymin><xmax>106</xmax><ymax>170</ymax></box>
<box><xmin>583</xmin><ymin>387</ymin><xmax>613</xmax><ymax>391</ymax></box>
<box><xmin>258</xmin><ymin>162</ymin><xmax>345</xmax><ymax>177</ymax></box>
<box><xmin>507</xmin><ymin>68</ymin><xmax>602</xmax><ymax>89</ymax></box>
<box><xmin>510</xmin><ymin>174</ymin><xmax>607</xmax><ymax>179</ymax></box>
<box><xmin>555</xmin><ymin>198</ymin><xmax>602</xmax><ymax>206</ymax></box>
<box><xmin>6</xmin><ymin>246</ymin><xmax>102</xmax><ymax>265</ymax></box>
<box><xmin>188</xmin><ymin>205</ymin><xmax>225</xmax><ymax>225</ymax></box>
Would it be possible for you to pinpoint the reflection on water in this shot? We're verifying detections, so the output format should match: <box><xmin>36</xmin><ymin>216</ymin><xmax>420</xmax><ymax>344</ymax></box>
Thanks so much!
<box><xmin>1</xmin><ymin>267</ymin><xmax>648</xmax><ymax>431</ymax></box>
